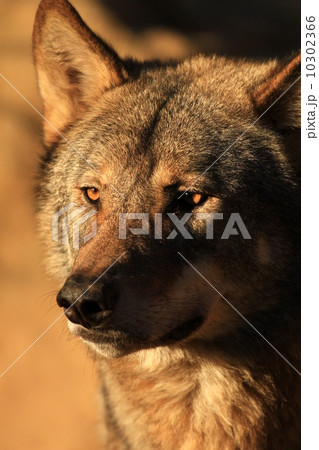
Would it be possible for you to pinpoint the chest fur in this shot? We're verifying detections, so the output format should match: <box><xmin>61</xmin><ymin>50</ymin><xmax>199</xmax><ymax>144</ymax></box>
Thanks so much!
<box><xmin>98</xmin><ymin>353</ymin><xmax>279</xmax><ymax>450</ymax></box>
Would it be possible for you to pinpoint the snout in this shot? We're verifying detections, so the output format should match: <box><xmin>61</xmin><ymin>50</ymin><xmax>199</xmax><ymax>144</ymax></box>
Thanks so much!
<box><xmin>57</xmin><ymin>277</ymin><xmax>118</xmax><ymax>329</ymax></box>
<box><xmin>56</xmin><ymin>269</ymin><xmax>209</xmax><ymax>357</ymax></box>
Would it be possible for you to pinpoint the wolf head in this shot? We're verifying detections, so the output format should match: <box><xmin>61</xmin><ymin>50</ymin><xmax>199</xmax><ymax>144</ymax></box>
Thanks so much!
<box><xmin>33</xmin><ymin>0</ymin><xmax>300</xmax><ymax>357</ymax></box>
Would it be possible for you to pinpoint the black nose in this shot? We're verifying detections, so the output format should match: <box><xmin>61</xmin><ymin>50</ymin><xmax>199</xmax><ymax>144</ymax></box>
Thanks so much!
<box><xmin>57</xmin><ymin>277</ymin><xmax>117</xmax><ymax>328</ymax></box>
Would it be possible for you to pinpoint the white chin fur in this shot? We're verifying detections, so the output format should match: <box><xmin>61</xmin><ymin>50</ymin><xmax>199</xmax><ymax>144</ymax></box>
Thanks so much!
<box><xmin>67</xmin><ymin>321</ymin><xmax>85</xmax><ymax>335</ymax></box>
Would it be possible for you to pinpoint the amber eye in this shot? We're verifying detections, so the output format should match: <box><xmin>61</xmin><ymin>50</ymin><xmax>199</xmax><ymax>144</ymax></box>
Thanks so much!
<box><xmin>83</xmin><ymin>187</ymin><xmax>100</xmax><ymax>203</ymax></box>
<box><xmin>180</xmin><ymin>192</ymin><xmax>208</xmax><ymax>208</ymax></box>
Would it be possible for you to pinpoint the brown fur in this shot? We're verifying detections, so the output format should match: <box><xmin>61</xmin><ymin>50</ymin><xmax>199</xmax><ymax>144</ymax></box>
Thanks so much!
<box><xmin>33</xmin><ymin>1</ymin><xmax>300</xmax><ymax>448</ymax></box>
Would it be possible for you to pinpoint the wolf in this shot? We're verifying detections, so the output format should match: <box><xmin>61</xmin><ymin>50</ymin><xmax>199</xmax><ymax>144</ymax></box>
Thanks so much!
<box><xmin>33</xmin><ymin>0</ymin><xmax>300</xmax><ymax>448</ymax></box>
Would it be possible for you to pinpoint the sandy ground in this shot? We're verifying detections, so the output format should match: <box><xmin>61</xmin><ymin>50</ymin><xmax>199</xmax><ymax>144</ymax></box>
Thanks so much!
<box><xmin>0</xmin><ymin>1</ymin><xmax>299</xmax><ymax>449</ymax></box>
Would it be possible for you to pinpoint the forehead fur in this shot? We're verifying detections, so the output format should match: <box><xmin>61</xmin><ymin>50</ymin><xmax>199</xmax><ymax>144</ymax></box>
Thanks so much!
<box><xmin>45</xmin><ymin>55</ymin><xmax>287</xmax><ymax>202</ymax></box>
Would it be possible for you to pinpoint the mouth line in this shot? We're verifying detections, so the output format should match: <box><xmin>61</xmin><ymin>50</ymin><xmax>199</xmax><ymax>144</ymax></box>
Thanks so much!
<box><xmin>74</xmin><ymin>326</ymin><xmax>132</xmax><ymax>348</ymax></box>
<box><xmin>161</xmin><ymin>316</ymin><xmax>204</xmax><ymax>343</ymax></box>
<box><xmin>68</xmin><ymin>315</ymin><xmax>204</xmax><ymax>347</ymax></box>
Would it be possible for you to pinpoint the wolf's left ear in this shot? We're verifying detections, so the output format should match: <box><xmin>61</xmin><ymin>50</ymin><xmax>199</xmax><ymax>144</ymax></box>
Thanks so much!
<box><xmin>251</xmin><ymin>53</ymin><xmax>301</xmax><ymax>172</ymax></box>
<box><xmin>33</xmin><ymin>0</ymin><xmax>126</xmax><ymax>145</ymax></box>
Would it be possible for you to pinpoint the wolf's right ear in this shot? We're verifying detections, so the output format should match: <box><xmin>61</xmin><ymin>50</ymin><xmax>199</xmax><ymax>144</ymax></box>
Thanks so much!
<box><xmin>33</xmin><ymin>0</ymin><xmax>126</xmax><ymax>145</ymax></box>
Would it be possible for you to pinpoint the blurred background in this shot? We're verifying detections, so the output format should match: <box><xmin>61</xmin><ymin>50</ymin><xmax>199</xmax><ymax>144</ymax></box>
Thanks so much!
<box><xmin>0</xmin><ymin>0</ymin><xmax>299</xmax><ymax>449</ymax></box>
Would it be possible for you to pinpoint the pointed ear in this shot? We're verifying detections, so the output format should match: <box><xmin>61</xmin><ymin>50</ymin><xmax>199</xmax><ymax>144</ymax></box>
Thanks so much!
<box><xmin>251</xmin><ymin>53</ymin><xmax>301</xmax><ymax>173</ymax></box>
<box><xmin>33</xmin><ymin>0</ymin><xmax>126</xmax><ymax>145</ymax></box>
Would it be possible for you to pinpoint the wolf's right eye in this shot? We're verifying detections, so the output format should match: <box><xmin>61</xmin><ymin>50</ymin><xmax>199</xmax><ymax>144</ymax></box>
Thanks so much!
<box><xmin>82</xmin><ymin>187</ymin><xmax>100</xmax><ymax>203</ymax></box>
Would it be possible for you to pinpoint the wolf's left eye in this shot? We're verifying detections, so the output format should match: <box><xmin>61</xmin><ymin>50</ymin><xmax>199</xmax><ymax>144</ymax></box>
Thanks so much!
<box><xmin>82</xmin><ymin>187</ymin><xmax>100</xmax><ymax>203</ymax></box>
<box><xmin>180</xmin><ymin>192</ymin><xmax>208</xmax><ymax>208</ymax></box>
